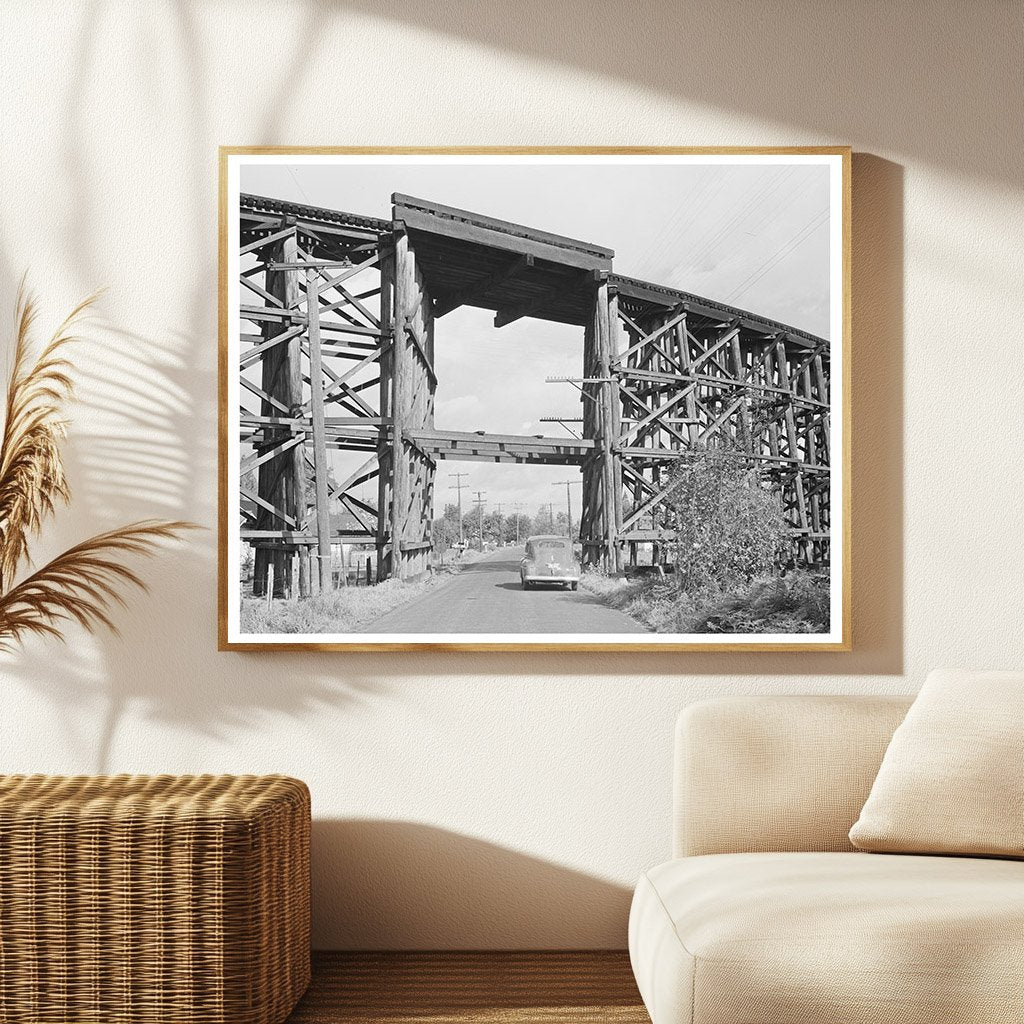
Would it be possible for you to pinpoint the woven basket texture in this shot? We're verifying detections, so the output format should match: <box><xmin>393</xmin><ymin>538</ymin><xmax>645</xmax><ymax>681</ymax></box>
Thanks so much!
<box><xmin>0</xmin><ymin>774</ymin><xmax>310</xmax><ymax>1024</ymax></box>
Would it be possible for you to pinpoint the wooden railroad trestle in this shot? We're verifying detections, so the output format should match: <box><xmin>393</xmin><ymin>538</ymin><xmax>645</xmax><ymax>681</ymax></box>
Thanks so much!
<box><xmin>238</xmin><ymin>192</ymin><xmax>830</xmax><ymax>596</ymax></box>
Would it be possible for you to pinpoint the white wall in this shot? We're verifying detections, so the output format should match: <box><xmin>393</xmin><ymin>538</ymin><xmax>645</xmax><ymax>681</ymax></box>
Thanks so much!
<box><xmin>1</xmin><ymin>1</ymin><xmax>1021</xmax><ymax>949</ymax></box>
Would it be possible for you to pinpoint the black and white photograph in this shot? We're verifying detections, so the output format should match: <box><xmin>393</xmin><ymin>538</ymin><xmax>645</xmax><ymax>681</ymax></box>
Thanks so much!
<box><xmin>221</xmin><ymin>150</ymin><xmax>848</xmax><ymax>649</ymax></box>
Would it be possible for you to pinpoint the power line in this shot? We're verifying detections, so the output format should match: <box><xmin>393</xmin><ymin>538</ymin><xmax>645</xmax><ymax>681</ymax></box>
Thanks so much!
<box><xmin>636</xmin><ymin>166</ymin><xmax>735</xmax><ymax>280</ymax></box>
<box><xmin>725</xmin><ymin>207</ymin><xmax>830</xmax><ymax>304</ymax></box>
<box><xmin>737</xmin><ymin>166</ymin><xmax>813</xmax><ymax>243</ymax></box>
<box><xmin>286</xmin><ymin>165</ymin><xmax>312</xmax><ymax>204</ymax></box>
<box><xmin>685</xmin><ymin>166</ymin><xmax>794</xmax><ymax>264</ymax></box>
<box><xmin>696</xmin><ymin>167</ymin><xmax>808</xmax><ymax>270</ymax></box>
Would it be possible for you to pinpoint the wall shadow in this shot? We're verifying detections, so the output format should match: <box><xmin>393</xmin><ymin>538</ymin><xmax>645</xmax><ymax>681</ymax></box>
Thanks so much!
<box><xmin>0</xmin><ymin>1</ymin><xmax>391</xmax><ymax>772</ymax></box>
<box><xmin>331</xmin><ymin>0</ymin><xmax>1021</xmax><ymax>188</ymax></box>
<box><xmin>312</xmin><ymin>819</ymin><xmax>633</xmax><ymax>950</ymax></box>
<box><xmin>2</xmin><ymin>5</ymin><xmax>912</xmax><ymax>780</ymax></box>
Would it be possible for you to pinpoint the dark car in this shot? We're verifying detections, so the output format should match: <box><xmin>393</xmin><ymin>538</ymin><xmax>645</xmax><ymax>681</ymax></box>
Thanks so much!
<box><xmin>520</xmin><ymin>535</ymin><xmax>581</xmax><ymax>590</ymax></box>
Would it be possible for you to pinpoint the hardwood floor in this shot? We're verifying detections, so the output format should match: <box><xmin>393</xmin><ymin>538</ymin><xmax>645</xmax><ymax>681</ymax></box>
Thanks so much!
<box><xmin>287</xmin><ymin>951</ymin><xmax>649</xmax><ymax>1023</ymax></box>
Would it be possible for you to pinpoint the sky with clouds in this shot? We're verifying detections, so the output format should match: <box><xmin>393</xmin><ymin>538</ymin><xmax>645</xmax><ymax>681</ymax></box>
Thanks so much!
<box><xmin>241</xmin><ymin>159</ymin><xmax>831</xmax><ymax>523</ymax></box>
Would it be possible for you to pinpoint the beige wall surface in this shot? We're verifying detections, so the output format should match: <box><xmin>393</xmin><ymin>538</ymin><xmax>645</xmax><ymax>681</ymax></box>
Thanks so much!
<box><xmin>1</xmin><ymin>1</ymin><xmax>1021</xmax><ymax>949</ymax></box>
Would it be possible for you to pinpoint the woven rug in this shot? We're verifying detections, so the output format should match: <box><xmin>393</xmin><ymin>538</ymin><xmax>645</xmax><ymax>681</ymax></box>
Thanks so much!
<box><xmin>288</xmin><ymin>951</ymin><xmax>647</xmax><ymax>1023</ymax></box>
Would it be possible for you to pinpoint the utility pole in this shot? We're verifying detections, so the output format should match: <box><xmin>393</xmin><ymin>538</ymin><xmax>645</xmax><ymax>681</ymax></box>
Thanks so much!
<box><xmin>449</xmin><ymin>472</ymin><xmax>468</xmax><ymax>545</ymax></box>
<box><xmin>553</xmin><ymin>479</ymin><xmax>581</xmax><ymax>541</ymax></box>
<box><xmin>512</xmin><ymin>501</ymin><xmax>525</xmax><ymax>545</ymax></box>
<box><xmin>472</xmin><ymin>491</ymin><xmax>486</xmax><ymax>551</ymax></box>
<box><xmin>495</xmin><ymin>502</ymin><xmax>504</xmax><ymax>546</ymax></box>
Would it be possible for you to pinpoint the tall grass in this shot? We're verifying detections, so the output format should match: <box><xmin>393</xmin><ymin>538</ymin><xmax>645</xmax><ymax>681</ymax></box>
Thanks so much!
<box><xmin>685</xmin><ymin>572</ymin><xmax>830</xmax><ymax>634</ymax></box>
<box><xmin>241</xmin><ymin>577</ymin><xmax>434</xmax><ymax>634</ymax></box>
<box><xmin>580</xmin><ymin>570</ymin><xmax>829</xmax><ymax>634</ymax></box>
<box><xmin>240</xmin><ymin>551</ymin><xmax>483</xmax><ymax>634</ymax></box>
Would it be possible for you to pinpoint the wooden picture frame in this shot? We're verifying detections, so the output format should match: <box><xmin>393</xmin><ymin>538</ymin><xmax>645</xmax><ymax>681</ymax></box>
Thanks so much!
<box><xmin>219</xmin><ymin>147</ymin><xmax>851</xmax><ymax>651</ymax></box>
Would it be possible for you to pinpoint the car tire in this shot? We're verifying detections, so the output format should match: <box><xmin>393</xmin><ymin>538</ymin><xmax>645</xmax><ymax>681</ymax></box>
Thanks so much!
<box><xmin>570</xmin><ymin>582</ymin><xmax>579</xmax><ymax>591</ymax></box>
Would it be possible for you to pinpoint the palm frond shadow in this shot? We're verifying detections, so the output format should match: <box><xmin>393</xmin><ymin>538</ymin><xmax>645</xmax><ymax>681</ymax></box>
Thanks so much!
<box><xmin>1</xmin><ymin>311</ymin><xmax>388</xmax><ymax>770</ymax></box>
<box><xmin>0</xmin><ymin>2</ymin><xmax>388</xmax><ymax>773</ymax></box>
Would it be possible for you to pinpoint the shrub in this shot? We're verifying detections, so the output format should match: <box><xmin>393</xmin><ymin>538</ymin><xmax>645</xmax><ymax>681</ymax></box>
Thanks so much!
<box><xmin>662</xmin><ymin>444</ymin><xmax>788</xmax><ymax>595</ymax></box>
<box><xmin>579</xmin><ymin>445</ymin><xmax>829</xmax><ymax>635</ymax></box>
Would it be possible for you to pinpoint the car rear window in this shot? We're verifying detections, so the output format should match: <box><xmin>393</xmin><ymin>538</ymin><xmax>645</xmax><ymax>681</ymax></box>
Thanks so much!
<box><xmin>535</xmin><ymin>540</ymin><xmax>570</xmax><ymax>551</ymax></box>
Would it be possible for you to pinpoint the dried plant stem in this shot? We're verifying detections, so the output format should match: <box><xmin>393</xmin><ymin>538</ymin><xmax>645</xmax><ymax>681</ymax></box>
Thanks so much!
<box><xmin>0</xmin><ymin>283</ymin><xmax>197</xmax><ymax>650</ymax></box>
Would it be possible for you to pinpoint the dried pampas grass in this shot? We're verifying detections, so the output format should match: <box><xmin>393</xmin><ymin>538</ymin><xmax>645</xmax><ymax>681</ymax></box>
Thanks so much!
<box><xmin>0</xmin><ymin>282</ymin><xmax>195</xmax><ymax>650</ymax></box>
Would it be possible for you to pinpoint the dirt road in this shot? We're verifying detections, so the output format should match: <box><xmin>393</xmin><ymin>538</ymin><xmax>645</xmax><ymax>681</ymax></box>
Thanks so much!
<box><xmin>362</xmin><ymin>547</ymin><xmax>648</xmax><ymax>635</ymax></box>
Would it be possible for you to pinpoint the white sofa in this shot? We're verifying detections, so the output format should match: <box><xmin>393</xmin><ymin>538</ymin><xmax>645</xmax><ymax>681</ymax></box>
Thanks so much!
<box><xmin>628</xmin><ymin>695</ymin><xmax>1024</xmax><ymax>1024</ymax></box>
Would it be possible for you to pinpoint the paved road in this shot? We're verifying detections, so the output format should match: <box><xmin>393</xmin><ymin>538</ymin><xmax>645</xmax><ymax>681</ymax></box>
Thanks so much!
<box><xmin>362</xmin><ymin>547</ymin><xmax>649</xmax><ymax>635</ymax></box>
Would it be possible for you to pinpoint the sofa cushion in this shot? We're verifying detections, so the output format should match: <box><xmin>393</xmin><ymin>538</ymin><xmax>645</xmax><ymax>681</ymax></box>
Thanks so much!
<box><xmin>675</xmin><ymin>695</ymin><xmax>912</xmax><ymax>857</ymax></box>
<box><xmin>849</xmin><ymin>669</ymin><xmax>1024</xmax><ymax>857</ymax></box>
<box><xmin>629</xmin><ymin>852</ymin><xmax>1024</xmax><ymax>1024</ymax></box>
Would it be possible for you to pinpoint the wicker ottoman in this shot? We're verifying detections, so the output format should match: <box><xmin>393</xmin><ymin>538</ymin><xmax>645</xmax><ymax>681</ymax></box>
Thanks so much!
<box><xmin>0</xmin><ymin>774</ymin><xmax>310</xmax><ymax>1024</ymax></box>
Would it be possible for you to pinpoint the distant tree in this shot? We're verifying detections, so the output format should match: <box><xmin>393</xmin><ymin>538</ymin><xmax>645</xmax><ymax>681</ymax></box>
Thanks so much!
<box><xmin>502</xmin><ymin>513</ymin><xmax>532</xmax><ymax>545</ymax></box>
<box><xmin>483</xmin><ymin>510</ymin><xmax>504</xmax><ymax>545</ymax></box>
<box><xmin>462</xmin><ymin>504</ymin><xmax>485</xmax><ymax>549</ymax></box>
<box><xmin>431</xmin><ymin>502</ymin><xmax>462</xmax><ymax>552</ymax></box>
<box><xmin>532</xmin><ymin>505</ymin><xmax>555</xmax><ymax>535</ymax></box>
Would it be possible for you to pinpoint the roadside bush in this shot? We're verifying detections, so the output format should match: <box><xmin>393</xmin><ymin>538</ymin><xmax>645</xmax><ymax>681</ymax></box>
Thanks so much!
<box><xmin>580</xmin><ymin>445</ymin><xmax>829</xmax><ymax>634</ymax></box>
<box><xmin>663</xmin><ymin>444</ymin><xmax>788</xmax><ymax>595</ymax></box>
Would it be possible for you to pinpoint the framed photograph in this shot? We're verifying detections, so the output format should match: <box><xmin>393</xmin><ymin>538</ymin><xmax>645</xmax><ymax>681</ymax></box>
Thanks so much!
<box><xmin>219</xmin><ymin>147</ymin><xmax>850</xmax><ymax>651</ymax></box>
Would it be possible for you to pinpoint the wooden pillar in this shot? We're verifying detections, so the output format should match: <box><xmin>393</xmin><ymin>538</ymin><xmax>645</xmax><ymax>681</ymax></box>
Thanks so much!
<box><xmin>813</xmin><ymin>352</ymin><xmax>831</xmax><ymax>451</ymax></box>
<box><xmin>730</xmin><ymin>334</ymin><xmax>753</xmax><ymax>453</ymax></box>
<box><xmin>812</xmin><ymin>350</ymin><xmax>831</xmax><ymax>565</ymax></box>
<box><xmin>396</xmin><ymin>233</ymin><xmax>435</xmax><ymax>580</ymax></box>
<box><xmin>580</xmin><ymin>312</ymin><xmax>602</xmax><ymax>567</ymax></box>
<box><xmin>763</xmin><ymin>342</ymin><xmax>784</xmax><ymax>461</ymax></box>
<box><xmin>776</xmin><ymin>337</ymin><xmax>810</xmax><ymax>562</ymax></box>
<box><xmin>604</xmin><ymin>290</ymin><xmax>625</xmax><ymax>571</ymax></box>
<box><xmin>420</xmin><ymin>276</ymin><xmax>437</xmax><ymax>578</ymax></box>
<box><xmin>306</xmin><ymin>267</ymin><xmax>332</xmax><ymax>591</ymax></box>
<box><xmin>254</xmin><ymin>226</ymin><xmax>302</xmax><ymax>598</ymax></box>
<box><xmin>376</xmin><ymin>247</ymin><xmax>395</xmax><ymax>581</ymax></box>
<box><xmin>801</xmin><ymin>362</ymin><xmax>822</xmax><ymax>541</ymax></box>
<box><xmin>595</xmin><ymin>280</ymin><xmax>621</xmax><ymax>571</ymax></box>
<box><xmin>390</xmin><ymin>231</ymin><xmax>411</xmax><ymax>580</ymax></box>
<box><xmin>675</xmin><ymin>314</ymin><xmax>700</xmax><ymax>445</ymax></box>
